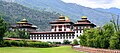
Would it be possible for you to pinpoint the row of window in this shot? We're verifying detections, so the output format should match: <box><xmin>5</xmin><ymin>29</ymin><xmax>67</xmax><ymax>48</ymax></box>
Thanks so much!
<box><xmin>31</xmin><ymin>35</ymin><xmax>74</xmax><ymax>37</ymax></box>
<box><xmin>74</xmin><ymin>26</ymin><xmax>91</xmax><ymax>29</ymax></box>
<box><xmin>31</xmin><ymin>35</ymin><xmax>75</xmax><ymax>40</ymax></box>
<box><xmin>51</xmin><ymin>25</ymin><xmax>70</xmax><ymax>28</ymax></box>
<box><xmin>76</xmin><ymin>30</ymin><xmax>84</xmax><ymax>33</ymax></box>
<box><xmin>11</xmin><ymin>28</ymin><xmax>27</xmax><ymax>31</ymax></box>
<box><xmin>31</xmin><ymin>34</ymin><xmax>74</xmax><ymax>36</ymax></box>
<box><xmin>30</xmin><ymin>34</ymin><xmax>75</xmax><ymax>39</ymax></box>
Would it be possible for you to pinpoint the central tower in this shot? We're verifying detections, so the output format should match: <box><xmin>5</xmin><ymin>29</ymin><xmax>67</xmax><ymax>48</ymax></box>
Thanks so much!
<box><xmin>50</xmin><ymin>16</ymin><xmax>74</xmax><ymax>32</ymax></box>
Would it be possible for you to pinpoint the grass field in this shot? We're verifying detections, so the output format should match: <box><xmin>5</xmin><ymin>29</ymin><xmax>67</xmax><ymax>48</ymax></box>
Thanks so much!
<box><xmin>0</xmin><ymin>46</ymin><xmax>84</xmax><ymax>53</ymax></box>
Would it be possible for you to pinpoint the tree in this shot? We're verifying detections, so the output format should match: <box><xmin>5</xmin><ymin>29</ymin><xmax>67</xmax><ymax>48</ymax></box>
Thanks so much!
<box><xmin>4</xmin><ymin>31</ymin><xmax>19</xmax><ymax>38</ymax></box>
<box><xmin>18</xmin><ymin>29</ymin><xmax>29</xmax><ymax>39</ymax></box>
<box><xmin>110</xmin><ymin>15</ymin><xmax>120</xmax><ymax>32</ymax></box>
<box><xmin>4</xmin><ymin>29</ymin><xmax>30</xmax><ymax>39</ymax></box>
<box><xmin>109</xmin><ymin>15</ymin><xmax>120</xmax><ymax>49</ymax></box>
<box><xmin>79</xmin><ymin>15</ymin><xmax>120</xmax><ymax>49</ymax></box>
<box><xmin>79</xmin><ymin>23</ymin><xmax>115</xmax><ymax>48</ymax></box>
<box><xmin>0</xmin><ymin>16</ymin><xmax>8</xmax><ymax>46</ymax></box>
<box><xmin>109</xmin><ymin>32</ymin><xmax>119</xmax><ymax>49</ymax></box>
<box><xmin>102</xmin><ymin>23</ymin><xmax>114</xmax><ymax>48</ymax></box>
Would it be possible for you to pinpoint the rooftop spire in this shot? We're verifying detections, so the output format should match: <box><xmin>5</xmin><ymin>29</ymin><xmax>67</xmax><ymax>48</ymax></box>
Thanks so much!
<box><xmin>22</xmin><ymin>18</ymin><xmax>27</xmax><ymax>22</ymax></box>
<box><xmin>81</xmin><ymin>16</ymin><xmax>87</xmax><ymax>19</ymax></box>
<box><xmin>65</xmin><ymin>16</ymin><xmax>70</xmax><ymax>22</ymax></box>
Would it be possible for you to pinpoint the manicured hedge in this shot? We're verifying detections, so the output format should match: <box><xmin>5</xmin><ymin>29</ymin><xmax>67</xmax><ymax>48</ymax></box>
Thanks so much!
<box><xmin>28</xmin><ymin>42</ymin><xmax>52</xmax><ymax>48</ymax></box>
<box><xmin>3</xmin><ymin>40</ymin><xmax>55</xmax><ymax>48</ymax></box>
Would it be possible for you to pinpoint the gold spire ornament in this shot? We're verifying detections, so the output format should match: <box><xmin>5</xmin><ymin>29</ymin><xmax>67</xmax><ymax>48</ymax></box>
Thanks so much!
<box><xmin>22</xmin><ymin>18</ymin><xmax>27</xmax><ymax>21</ymax></box>
<box><xmin>82</xmin><ymin>16</ymin><xmax>87</xmax><ymax>19</ymax></box>
<box><xmin>65</xmin><ymin>16</ymin><xmax>70</xmax><ymax>21</ymax></box>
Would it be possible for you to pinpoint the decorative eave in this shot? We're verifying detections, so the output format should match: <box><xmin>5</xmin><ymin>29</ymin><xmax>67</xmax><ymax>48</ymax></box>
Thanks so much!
<box><xmin>77</xmin><ymin>20</ymin><xmax>91</xmax><ymax>23</ymax></box>
<box><xmin>50</xmin><ymin>16</ymin><xmax>74</xmax><ymax>24</ymax></box>
<box><xmin>50</xmin><ymin>21</ymin><xmax>74</xmax><ymax>24</ymax></box>
<box><xmin>11</xmin><ymin>25</ymin><xmax>37</xmax><ymax>29</ymax></box>
<box><xmin>17</xmin><ymin>22</ymin><xmax>32</xmax><ymax>25</ymax></box>
<box><xmin>74</xmin><ymin>23</ymin><xmax>96</xmax><ymax>27</ymax></box>
<box><xmin>17</xmin><ymin>22</ymin><xmax>28</xmax><ymax>24</ymax></box>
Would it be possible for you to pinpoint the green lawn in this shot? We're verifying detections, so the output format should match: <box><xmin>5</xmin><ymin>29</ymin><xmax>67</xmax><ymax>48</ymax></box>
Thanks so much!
<box><xmin>0</xmin><ymin>46</ymin><xmax>84</xmax><ymax>53</ymax></box>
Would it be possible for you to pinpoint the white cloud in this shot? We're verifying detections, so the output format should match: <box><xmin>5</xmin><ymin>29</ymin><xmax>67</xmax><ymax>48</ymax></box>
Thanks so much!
<box><xmin>88</xmin><ymin>0</ymin><xmax>113</xmax><ymax>4</ymax></box>
<box><xmin>61</xmin><ymin>0</ymin><xmax>120</xmax><ymax>9</ymax></box>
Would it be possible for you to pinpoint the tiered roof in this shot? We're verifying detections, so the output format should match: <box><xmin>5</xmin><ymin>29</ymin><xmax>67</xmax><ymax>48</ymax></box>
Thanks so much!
<box><xmin>74</xmin><ymin>16</ymin><xmax>96</xmax><ymax>27</ymax></box>
<box><xmin>12</xmin><ymin>18</ymin><xmax>37</xmax><ymax>29</ymax></box>
<box><xmin>17</xmin><ymin>18</ymin><xmax>31</xmax><ymax>24</ymax></box>
<box><xmin>50</xmin><ymin>16</ymin><xmax>73</xmax><ymax>24</ymax></box>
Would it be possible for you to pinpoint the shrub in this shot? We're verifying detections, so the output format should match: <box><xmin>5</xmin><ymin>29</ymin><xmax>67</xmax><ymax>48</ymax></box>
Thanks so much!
<box><xmin>3</xmin><ymin>40</ymin><xmax>57</xmax><ymax>48</ymax></box>
<box><xmin>28</xmin><ymin>42</ymin><xmax>39</xmax><ymax>47</ymax></box>
<box><xmin>11</xmin><ymin>41</ymin><xmax>20</xmax><ymax>46</ymax></box>
<box><xmin>47</xmin><ymin>41</ymin><xmax>52</xmax><ymax>44</ymax></box>
<box><xmin>53</xmin><ymin>42</ymin><xmax>61</xmax><ymax>44</ymax></box>
<box><xmin>28</xmin><ymin>42</ymin><xmax>51</xmax><ymax>48</ymax></box>
<box><xmin>39</xmin><ymin>42</ymin><xmax>50</xmax><ymax>48</ymax></box>
<box><xmin>22</xmin><ymin>40</ymin><xmax>29</xmax><ymax>47</ymax></box>
<box><xmin>19</xmin><ymin>41</ymin><xmax>24</xmax><ymax>47</ymax></box>
<box><xmin>4</xmin><ymin>40</ymin><xmax>12</xmax><ymax>47</ymax></box>
<box><xmin>73</xmin><ymin>39</ymin><xmax>79</xmax><ymax>45</ymax></box>
<box><xmin>63</xmin><ymin>40</ymin><xmax>71</xmax><ymax>44</ymax></box>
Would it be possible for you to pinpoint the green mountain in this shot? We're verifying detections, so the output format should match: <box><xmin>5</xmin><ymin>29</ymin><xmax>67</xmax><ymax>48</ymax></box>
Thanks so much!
<box><xmin>11</xmin><ymin>0</ymin><xmax>116</xmax><ymax>26</ymax></box>
<box><xmin>0</xmin><ymin>0</ymin><xmax>119</xmax><ymax>32</ymax></box>
<box><xmin>0</xmin><ymin>1</ymin><xmax>60</xmax><ymax>31</ymax></box>
<box><xmin>95</xmin><ymin>7</ymin><xmax>120</xmax><ymax>15</ymax></box>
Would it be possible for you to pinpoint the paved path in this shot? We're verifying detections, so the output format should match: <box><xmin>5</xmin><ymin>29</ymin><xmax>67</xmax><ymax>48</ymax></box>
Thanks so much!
<box><xmin>72</xmin><ymin>45</ymin><xmax>120</xmax><ymax>53</ymax></box>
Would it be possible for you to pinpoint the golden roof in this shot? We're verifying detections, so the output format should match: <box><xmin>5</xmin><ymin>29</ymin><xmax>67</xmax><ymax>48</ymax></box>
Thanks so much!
<box><xmin>82</xmin><ymin>16</ymin><xmax>87</xmax><ymax>19</ymax></box>
<box><xmin>59</xmin><ymin>16</ymin><xmax>65</xmax><ymax>19</ymax></box>
<box><xmin>65</xmin><ymin>16</ymin><xmax>70</xmax><ymax>21</ymax></box>
<box><xmin>17</xmin><ymin>18</ymin><xmax>28</xmax><ymax>23</ymax></box>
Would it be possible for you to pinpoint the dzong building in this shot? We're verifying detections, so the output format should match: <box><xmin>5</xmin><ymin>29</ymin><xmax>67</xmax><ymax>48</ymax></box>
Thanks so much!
<box><xmin>30</xmin><ymin>16</ymin><xmax>96</xmax><ymax>43</ymax></box>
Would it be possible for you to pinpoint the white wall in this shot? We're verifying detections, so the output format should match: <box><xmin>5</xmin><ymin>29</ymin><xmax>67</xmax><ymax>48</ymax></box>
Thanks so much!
<box><xmin>30</xmin><ymin>33</ymin><xmax>76</xmax><ymax>43</ymax></box>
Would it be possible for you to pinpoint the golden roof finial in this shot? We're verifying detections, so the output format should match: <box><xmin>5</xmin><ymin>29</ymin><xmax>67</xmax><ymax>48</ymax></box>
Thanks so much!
<box><xmin>65</xmin><ymin>16</ymin><xmax>70</xmax><ymax>21</ymax></box>
<box><xmin>82</xmin><ymin>16</ymin><xmax>87</xmax><ymax>19</ymax></box>
<box><xmin>65</xmin><ymin>16</ymin><xmax>69</xmax><ymax>20</ymax></box>
<box><xmin>22</xmin><ymin>18</ymin><xmax>27</xmax><ymax>21</ymax></box>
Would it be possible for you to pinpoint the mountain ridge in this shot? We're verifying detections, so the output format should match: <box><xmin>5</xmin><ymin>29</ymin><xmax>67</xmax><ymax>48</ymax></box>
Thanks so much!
<box><xmin>95</xmin><ymin>7</ymin><xmax>120</xmax><ymax>15</ymax></box>
<box><xmin>1</xmin><ymin>0</ymin><xmax>119</xmax><ymax>26</ymax></box>
<box><xmin>0</xmin><ymin>1</ymin><xmax>60</xmax><ymax>31</ymax></box>
<box><xmin>12</xmin><ymin>0</ymin><xmax>116</xmax><ymax>26</ymax></box>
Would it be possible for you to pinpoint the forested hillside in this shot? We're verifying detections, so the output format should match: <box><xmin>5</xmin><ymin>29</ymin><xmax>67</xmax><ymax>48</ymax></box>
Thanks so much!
<box><xmin>0</xmin><ymin>0</ymin><xmax>119</xmax><ymax>31</ymax></box>
<box><xmin>0</xmin><ymin>1</ymin><xmax>60</xmax><ymax>31</ymax></box>
<box><xmin>11</xmin><ymin>0</ymin><xmax>116</xmax><ymax>26</ymax></box>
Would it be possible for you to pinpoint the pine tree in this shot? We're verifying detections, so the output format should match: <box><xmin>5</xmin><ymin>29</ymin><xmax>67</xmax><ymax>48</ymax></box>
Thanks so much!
<box><xmin>0</xmin><ymin>16</ymin><xmax>8</xmax><ymax>46</ymax></box>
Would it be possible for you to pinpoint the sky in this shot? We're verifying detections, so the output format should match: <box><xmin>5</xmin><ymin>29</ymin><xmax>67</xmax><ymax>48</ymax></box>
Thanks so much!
<box><xmin>62</xmin><ymin>0</ymin><xmax>120</xmax><ymax>9</ymax></box>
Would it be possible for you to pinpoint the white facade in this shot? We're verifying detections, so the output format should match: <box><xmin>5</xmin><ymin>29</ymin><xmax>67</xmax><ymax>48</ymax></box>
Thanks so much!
<box><xmin>30</xmin><ymin>33</ymin><xmax>75</xmax><ymax>43</ymax></box>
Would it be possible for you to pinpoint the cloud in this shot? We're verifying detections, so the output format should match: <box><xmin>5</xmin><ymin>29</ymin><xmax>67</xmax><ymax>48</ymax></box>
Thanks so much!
<box><xmin>88</xmin><ymin>0</ymin><xmax>114</xmax><ymax>4</ymax></box>
<box><xmin>61</xmin><ymin>0</ymin><xmax>120</xmax><ymax>9</ymax></box>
